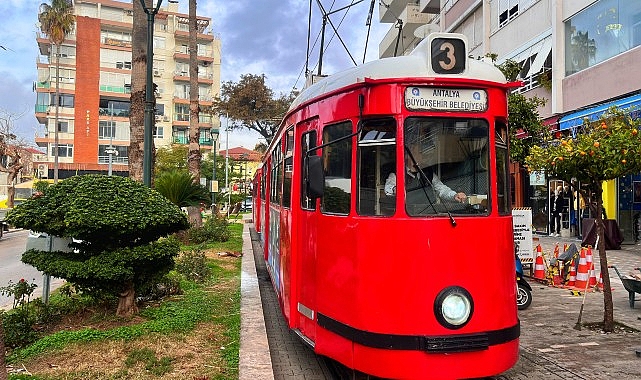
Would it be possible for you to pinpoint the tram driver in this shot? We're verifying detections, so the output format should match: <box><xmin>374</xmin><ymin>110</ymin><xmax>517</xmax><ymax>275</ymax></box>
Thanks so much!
<box><xmin>383</xmin><ymin>148</ymin><xmax>467</xmax><ymax>203</ymax></box>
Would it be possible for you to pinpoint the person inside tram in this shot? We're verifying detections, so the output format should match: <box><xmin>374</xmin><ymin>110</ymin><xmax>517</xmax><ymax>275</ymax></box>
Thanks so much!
<box><xmin>383</xmin><ymin>148</ymin><xmax>466</xmax><ymax>203</ymax></box>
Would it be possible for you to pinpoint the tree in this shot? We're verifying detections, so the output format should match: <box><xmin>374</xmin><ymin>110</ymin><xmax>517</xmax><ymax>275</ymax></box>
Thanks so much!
<box><xmin>525</xmin><ymin>108</ymin><xmax>641</xmax><ymax>332</ymax></box>
<box><xmin>38</xmin><ymin>0</ymin><xmax>75</xmax><ymax>183</ymax></box>
<box><xmin>495</xmin><ymin>59</ymin><xmax>550</xmax><ymax>165</ymax></box>
<box><xmin>129</xmin><ymin>0</ymin><xmax>150</xmax><ymax>182</ymax></box>
<box><xmin>6</xmin><ymin>175</ymin><xmax>189</xmax><ymax>317</ymax></box>
<box><xmin>187</xmin><ymin>0</ymin><xmax>203</xmax><ymax>227</ymax></box>
<box><xmin>211</xmin><ymin>74</ymin><xmax>295</xmax><ymax>144</ymax></box>
<box><xmin>254</xmin><ymin>141</ymin><xmax>267</xmax><ymax>154</ymax></box>
<box><xmin>155</xmin><ymin>144</ymin><xmax>189</xmax><ymax>174</ymax></box>
<box><xmin>155</xmin><ymin>169</ymin><xmax>210</xmax><ymax>208</ymax></box>
<box><xmin>0</xmin><ymin>109</ymin><xmax>31</xmax><ymax>207</ymax></box>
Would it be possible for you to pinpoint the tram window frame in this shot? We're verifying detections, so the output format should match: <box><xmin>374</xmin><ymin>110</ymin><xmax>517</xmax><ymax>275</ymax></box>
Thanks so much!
<box><xmin>282</xmin><ymin>127</ymin><xmax>294</xmax><ymax>208</ymax></box>
<box><xmin>356</xmin><ymin>118</ymin><xmax>397</xmax><ymax>216</ymax></box>
<box><xmin>271</xmin><ymin>141</ymin><xmax>282</xmax><ymax>205</ymax></box>
<box><xmin>403</xmin><ymin>117</ymin><xmax>490</xmax><ymax>217</ymax></box>
<box><xmin>495</xmin><ymin>120</ymin><xmax>511</xmax><ymax>215</ymax></box>
<box><xmin>321</xmin><ymin>121</ymin><xmax>352</xmax><ymax>215</ymax></box>
<box><xmin>260</xmin><ymin>169</ymin><xmax>266</xmax><ymax>201</ymax></box>
<box><xmin>301</xmin><ymin>130</ymin><xmax>318</xmax><ymax>211</ymax></box>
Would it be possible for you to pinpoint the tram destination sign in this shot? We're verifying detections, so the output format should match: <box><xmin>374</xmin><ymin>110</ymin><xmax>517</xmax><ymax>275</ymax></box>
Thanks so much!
<box><xmin>405</xmin><ymin>87</ymin><xmax>488</xmax><ymax>112</ymax></box>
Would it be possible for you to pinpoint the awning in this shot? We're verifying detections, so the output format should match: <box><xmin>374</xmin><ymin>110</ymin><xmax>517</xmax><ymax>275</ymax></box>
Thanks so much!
<box><xmin>559</xmin><ymin>93</ymin><xmax>641</xmax><ymax>130</ymax></box>
<box><xmin>526</xmin><ymin>36</ymin><xmax>552</xmax><ymax>77</ymax></box>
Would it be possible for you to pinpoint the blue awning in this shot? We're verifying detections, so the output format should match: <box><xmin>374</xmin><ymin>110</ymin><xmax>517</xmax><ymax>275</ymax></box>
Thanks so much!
<box><xmin>558</xmin><ymin>93</ymin><xmax>641</xmax><ymax>130</ymax></box>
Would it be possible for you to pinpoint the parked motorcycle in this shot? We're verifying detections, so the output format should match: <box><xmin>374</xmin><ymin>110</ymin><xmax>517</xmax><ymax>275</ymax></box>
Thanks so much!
<box><xmin>515</xmin><ymin>247</ymin><xmax>532</xmax><ymax>310</ymax></box>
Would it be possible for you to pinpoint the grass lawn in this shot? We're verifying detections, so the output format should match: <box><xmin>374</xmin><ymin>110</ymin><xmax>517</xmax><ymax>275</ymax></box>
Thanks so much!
<box><xmin>4</xmin><ymin>222</ymin><xmax>244</xmax><ymax>380</ymax></box>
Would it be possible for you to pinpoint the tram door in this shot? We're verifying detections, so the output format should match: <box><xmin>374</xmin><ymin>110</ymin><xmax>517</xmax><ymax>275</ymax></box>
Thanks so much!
<box><xmin>297</xmin><ymin>122</ymin><xmax>319</xmax><ymax>341</ymax></box>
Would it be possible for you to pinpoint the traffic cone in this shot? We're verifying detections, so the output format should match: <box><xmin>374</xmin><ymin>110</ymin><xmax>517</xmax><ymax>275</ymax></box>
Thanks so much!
<box><xmin>534</xmin><ymin>244</ymin><xmax>546</xmax><ymax>282</ymax></box>
<box><xmin>596</xmin><ymin>271</ymin><xmax>604</xmax><ymax>290</ymax></box>
<box><xmin>566</xmin><ymin>258</ymin><xmax>576</xmax><ymax>288</ymax></box>
<box><xmin>574</xmin><ymin>247</ymin><xmax>589</xmax><ymax>290</ymax></box>
<box><xmin>586</xmin><ymin>247</ymin><xmax>597</xmax><ymax>287</ymax></box>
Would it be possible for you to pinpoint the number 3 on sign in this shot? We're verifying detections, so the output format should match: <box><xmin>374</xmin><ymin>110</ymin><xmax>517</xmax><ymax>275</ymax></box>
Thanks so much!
<box><xmin>430</xmin><ymin>37</ymin><xmax>466</xmax><ymax>74</ymax></box>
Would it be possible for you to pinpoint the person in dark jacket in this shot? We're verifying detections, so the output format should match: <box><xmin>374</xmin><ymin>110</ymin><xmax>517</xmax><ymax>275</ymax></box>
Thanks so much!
<box><xmin>549</xmin><ymin>186</ymin><xmax>564</xmax><ymax>237</ymax></box>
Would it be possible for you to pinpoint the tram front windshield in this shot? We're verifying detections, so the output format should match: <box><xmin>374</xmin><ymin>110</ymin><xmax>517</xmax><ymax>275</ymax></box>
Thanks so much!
<box><xmin>404</xmin><ymin>117</ymin><xmax>489</xmax><ymax>216</ymax></box>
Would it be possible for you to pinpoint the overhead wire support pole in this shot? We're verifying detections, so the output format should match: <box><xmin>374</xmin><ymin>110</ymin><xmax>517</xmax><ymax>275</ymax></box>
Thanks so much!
<box><xmin>363</xmin><ymin>0</ymin><xmax>376</xmax><ymax>63</ymax></box>
<box><xmin>315</xmin><ymin>0</ymin><xmax>364</xmax><ymax>75</ymax></box>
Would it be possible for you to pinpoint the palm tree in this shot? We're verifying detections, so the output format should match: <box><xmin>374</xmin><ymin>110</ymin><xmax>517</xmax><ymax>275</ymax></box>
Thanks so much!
<box><xmin>129</xmin><ymin>0</ymin><xmax>149</xmax><ymax>182</ymax></box>
<box><xmin>154</xmin><ymin>170</ymin><xmax>210</xmax><ymax>208</ymax></box>
<box><xmin>38</xmin><ymin>0</ymin><xmax>75</xmax><ymax>183</ymax></box>
<box><xmin>187</xmin><ymin>0</ymin><xmax>203</xmax><ymax>226</ymax></box>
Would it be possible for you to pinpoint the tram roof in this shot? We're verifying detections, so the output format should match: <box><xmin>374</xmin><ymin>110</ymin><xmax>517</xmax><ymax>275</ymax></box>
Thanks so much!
<box><xmin>290</xmin><ymin>36</ymin><xmax>508</xmax><ymax>112</ymax></box>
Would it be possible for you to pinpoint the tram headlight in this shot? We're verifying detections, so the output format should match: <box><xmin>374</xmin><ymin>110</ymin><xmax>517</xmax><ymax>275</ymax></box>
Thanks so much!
<box><xmin>434</xmin><ymin>286</ymin><xmax>473</xmax><ymax>329</ymax></box>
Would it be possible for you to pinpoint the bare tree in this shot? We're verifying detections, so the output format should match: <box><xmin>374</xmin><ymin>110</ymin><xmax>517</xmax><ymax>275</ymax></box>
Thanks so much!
<box><xmin>0</xmin><ymin>109</ymin><xmax>30</xmax><ymax>208</ymax></box>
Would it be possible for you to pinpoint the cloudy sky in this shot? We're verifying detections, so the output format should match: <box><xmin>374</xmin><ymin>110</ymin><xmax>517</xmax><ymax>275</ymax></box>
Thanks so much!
<box><xmin>0</xmin><ymin>0</ymin><xmax>387</xmax><ymax>150</ymax></box>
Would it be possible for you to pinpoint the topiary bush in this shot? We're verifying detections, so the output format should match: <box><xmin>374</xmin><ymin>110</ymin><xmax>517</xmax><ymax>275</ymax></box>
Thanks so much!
<box><xmin>6</xmin><ymin>175</ymin><xmax>190</xmax><ymax>316</ymax></box>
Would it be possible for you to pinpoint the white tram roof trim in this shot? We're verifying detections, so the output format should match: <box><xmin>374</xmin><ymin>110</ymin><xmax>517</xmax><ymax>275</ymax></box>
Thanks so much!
<box><xmin>290</xmin><ymin>35</ymin><xmax>508</xmax><ymax>111</ymax></box>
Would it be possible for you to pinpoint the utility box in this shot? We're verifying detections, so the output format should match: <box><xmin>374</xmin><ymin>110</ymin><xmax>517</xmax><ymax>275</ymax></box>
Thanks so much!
<box><xmin>26</xmin><ymin>231</ymin><xmax>74</xmax><ymax>252</ymax></box>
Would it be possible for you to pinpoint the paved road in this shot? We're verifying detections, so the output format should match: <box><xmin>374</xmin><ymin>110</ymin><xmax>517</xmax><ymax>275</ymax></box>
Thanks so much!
<box><xmin>0</xmin><ymin>230</ymin><xmax>64</xmax><ymax>309</ymax></box>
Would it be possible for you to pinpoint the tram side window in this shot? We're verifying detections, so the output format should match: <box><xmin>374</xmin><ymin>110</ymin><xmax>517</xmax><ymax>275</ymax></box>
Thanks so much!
<box><xmin>282</xmin><ymin>128</ymin><xmax>294</xmax><ymax>208</ymax></box>
<box><xmin>496</xmin><ymin>121</ymin><xmax>510</xmax><ymax>215</ymax></box>
<box><xmin>301</xmin><ymin>130</ymin><xmax>317</xmax><ymax>210</ymax></box>
<box><xmin>260</xmin><ymin>170</ymin><xmax>266</xmax><ymax>201</ymax></box>
<box><xmin>357</xmin><ymin>118</ymin><xmax>396</xmax><ymax>216</ymax></box>
<box><xmin>271</xmin><ymin>141</ymin><xmax>282</xmax><ymax>205</ymax></box>
<box><xmin>321</xmin><ymin>121</ymin><xmax>352</xmax><ymax>214</ymax></box>
<box><xmin>403</xmin><ymin>117</ymin><xmax>489</xmax><ymax>216</ymax></box>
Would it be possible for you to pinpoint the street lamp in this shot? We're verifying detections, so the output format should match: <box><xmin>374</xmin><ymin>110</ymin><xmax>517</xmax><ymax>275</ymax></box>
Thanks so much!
<box><xmin>139</xmin><ymin>0</ymin><xmax>178</xmax><ymax>186</ymax></box>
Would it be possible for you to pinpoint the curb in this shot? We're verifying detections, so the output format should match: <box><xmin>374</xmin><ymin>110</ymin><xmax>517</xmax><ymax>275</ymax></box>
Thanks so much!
<box><xmin>238</xmin><ymin>217</ymin><xmax>274</xmax><ymax>380</ymax></box>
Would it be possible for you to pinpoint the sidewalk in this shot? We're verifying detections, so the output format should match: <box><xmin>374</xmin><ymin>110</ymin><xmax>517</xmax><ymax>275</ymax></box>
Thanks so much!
<box><xmin>510</xmin><ymin>233</ymin><xmax>641</xmax><ymax>379</ymax></box>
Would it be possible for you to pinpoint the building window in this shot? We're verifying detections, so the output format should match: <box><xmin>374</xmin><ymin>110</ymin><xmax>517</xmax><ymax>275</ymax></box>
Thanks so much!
<box><xmin>57</xmin><ymin>120</ymin><xmax>69</xmax><ymax>133</ymax></box>
<box><xmin>52</xmin><ymin>144</ymin><xmax>73</xmax><ymax>158</ymax></box>
<box><xmin>565</xmin><ymin>0</ymin><xmax>641</xmax><ymax>75</ymax></box>
<box><xmin>153</xmin><ymin>126</ymin><xmax>164</xmax><ymax>139</ymax></box>
<box><xmin>175</xmin><ymin>104</ymin><xmax>189</xmax><ymax>121</ymax></box>
<box><xmin>51</xmin><ymin>94</ymin><xmax>74</xmax><ymax>108</ymax></box>
<box><xmin>99</xmin><ymin>121</ymin><xmax>116</xmax><ymax>139</ymax></box>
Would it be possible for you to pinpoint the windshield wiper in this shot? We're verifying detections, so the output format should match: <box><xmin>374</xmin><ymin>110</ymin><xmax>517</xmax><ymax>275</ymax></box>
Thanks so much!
<box><xmin>404</xmin><ymin>145</ymin><xmax>457</xmax><ymax>227</ymax></box>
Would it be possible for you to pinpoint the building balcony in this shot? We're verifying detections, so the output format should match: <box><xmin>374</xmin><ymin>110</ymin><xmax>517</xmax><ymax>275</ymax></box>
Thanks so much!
<box><xmin>379</xmin><ymin>3</ymin><xmax>433</xmax><ymax>58</ymax></box>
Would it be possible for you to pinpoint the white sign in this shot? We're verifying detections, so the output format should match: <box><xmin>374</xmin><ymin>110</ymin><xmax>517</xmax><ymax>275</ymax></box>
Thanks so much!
<box><xmin>512</xmin><ymin>208</ymin><xmax>534</xmax><ymax>263</ymax></box>
<box><xmin>529</xmin><ymin>171</ymin><xmax>545</xmax><ymax>186</ymax></box>
<box><xmin>405</xmin><ymin>87</ymin><xmax>488</xmax><ymax>112</ymax></box>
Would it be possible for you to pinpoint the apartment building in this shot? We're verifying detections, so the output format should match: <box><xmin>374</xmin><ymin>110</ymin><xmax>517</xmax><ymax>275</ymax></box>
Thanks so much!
<box><xmin>34</xmin><ymin>0</ymin><xmax>221</xmax><ymax>178</ymax></box>
<box><xmin>379</xmin><ymin>0</ymin><xmax>641</xmax><ymax>238</ymax></box>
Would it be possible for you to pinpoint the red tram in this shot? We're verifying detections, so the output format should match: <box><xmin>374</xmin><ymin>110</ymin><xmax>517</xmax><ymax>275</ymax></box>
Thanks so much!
<box><xmin>252</xmin><ymin>33</ymin><xmax>520</xmax><ymax>379</ymax></box>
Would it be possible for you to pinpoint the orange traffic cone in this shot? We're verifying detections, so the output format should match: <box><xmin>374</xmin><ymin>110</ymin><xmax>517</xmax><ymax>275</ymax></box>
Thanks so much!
<box><xmin>534</xmin><ymin>244</ymin><xmax>546</xmax><ymax>282</ymax></box>
<box><xmin>566</xmin><ymin>258</ymin><xmax>576</xmax><ymax>288</ymax></box>
<box><xmin>586</xmin><ymin>247</ymin><xmax>597</xmax><ymax>287</ymax></box>
<box><xmin>574</xmin><ymin>247</ymin><xmax>589</xmax><ymax>290</ymax></box>
<box><xmin>596</xmin><ymin>271</ymin><xmax>604</xmax><ymax>290</ymax></box>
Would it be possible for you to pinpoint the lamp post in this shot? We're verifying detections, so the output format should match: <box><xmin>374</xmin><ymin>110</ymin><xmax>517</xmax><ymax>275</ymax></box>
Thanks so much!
<box><xmin>139</xmin><ymin>0</ymin><xmax>177</xmax><ymax>186</ymax></box>
<box><xmin>211</xmin><ymin>129</ymin><xmax>219</xmax><ymax>209</ymax></box>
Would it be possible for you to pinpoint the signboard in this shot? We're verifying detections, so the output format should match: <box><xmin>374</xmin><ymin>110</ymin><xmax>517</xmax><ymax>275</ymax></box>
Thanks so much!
<box><xmin>529</xmin><ymin>171</ymin><xmax>545</xmax><ymax>186</ymax></box>
<box><xmin>211</xmin><ymin>180</ymin><xmax>219</xmax><ymax>193</ymax></box>
<box><xmin>512</xmin><ymin>208</ymin><xmax>534</xmax><ymax>263</ymax></box>
<box><xmin>405</xmin><ymin>87</ymin><xmax>488</xmax><ymax>112</ymax></box>
<box><xmin>430</xmin><ymin>35</ymin><xmax>466</xmax><ymax>74</ymax></box>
